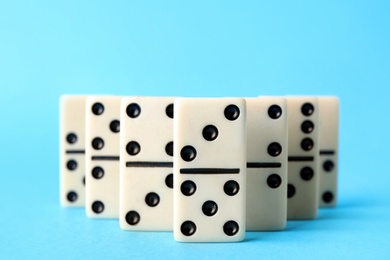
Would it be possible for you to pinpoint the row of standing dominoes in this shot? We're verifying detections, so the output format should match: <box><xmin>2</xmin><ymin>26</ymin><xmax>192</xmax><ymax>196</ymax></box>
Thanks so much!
<box><xmin>60</xmin><ymin>96</ymin><xmax>339</xmax><ymax>242</ymax></box>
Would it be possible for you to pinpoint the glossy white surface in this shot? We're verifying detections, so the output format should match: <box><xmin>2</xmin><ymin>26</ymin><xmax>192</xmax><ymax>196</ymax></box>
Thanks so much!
<box><xmin>318</xmin><ymin>97</ymin><xmax>339</xmax><ymax>207</ymax></box>
<box><xmin>173</xmin><ymin>98</ymin><xmax>247</xmax><ymax>242</ymax></box>
<box><xmin>85</xmin><ymin>96</ymin><xmax>121</xmax><ymax>218</ymax></box>
<box><xmin>59</xmin><ymin>95</ymin><xmax>87</xmax><ymax>207</ymax></box>
<box><xmin>286</xmin><ymin>97</ymin><xmax>319</xmax><ymax>219</ymax></box>
<box><xmin>246</xmin><ymin>97</ymin><xmax>288</xmax><ymax>230</ymax></box>
<box><xmin>119</xmin><ymin>97</ymin><xmax>175</xmax><ymax>231</ymax></box>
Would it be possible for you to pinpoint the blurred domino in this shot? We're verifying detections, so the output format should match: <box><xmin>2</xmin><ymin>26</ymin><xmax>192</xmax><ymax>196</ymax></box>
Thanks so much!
<box><xmin>120</xmin><ymin>97</ymin><xmax>175</xmax><ymax>231</ymax></box>
<box><xmin>286</xmin><ymin>97</ymin><xmax>320</xmax><ymax>219</ymax></box>
<box><xmin>85</xmin><ymin>96</ymin><xmax>121</xmax><ymax>218</ymax></box>
<box><xmin>174</xmin><ymin>98</ymin><xmax>247</xmax><ymax>242</ymax></box>
<box><xmin>318</xmin><ymin>97</ymin><xmax>339</xmax><ymax>207</ymax></box>
<box><xmin>60</xmin><ymin>95</ymin><xmax>87</xmax><ymax>207</ymax></box>
<box><xmin>246</xmin><ymin>97</ymin><xmax>288</xmax><ymax>230</ymax></box>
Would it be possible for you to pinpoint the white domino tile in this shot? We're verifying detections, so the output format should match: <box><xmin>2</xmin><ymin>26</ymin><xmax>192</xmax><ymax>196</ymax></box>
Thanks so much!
<box><xmin>174</xmin><ymin>98</ymin><xmax>247</xmax><ymax>242</ymax></box>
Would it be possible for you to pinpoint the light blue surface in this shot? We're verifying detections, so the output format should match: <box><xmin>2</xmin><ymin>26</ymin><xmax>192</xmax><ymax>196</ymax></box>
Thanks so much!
<box><xmin>0</xmin><ymin>1</ymin><xmax>389</xmax><ymax>259</ymax></box>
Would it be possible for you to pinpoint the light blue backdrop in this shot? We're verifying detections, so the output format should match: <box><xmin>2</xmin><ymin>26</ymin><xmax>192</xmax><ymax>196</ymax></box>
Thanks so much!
<box><xmin>0</xmin><ymin>1</ymin><xmax>389</xmax><ymax>259</ymax></box>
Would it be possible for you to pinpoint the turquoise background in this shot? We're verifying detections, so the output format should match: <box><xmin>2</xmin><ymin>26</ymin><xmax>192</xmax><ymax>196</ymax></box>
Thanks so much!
<box><xmin>0</xmin><ymin>1</ymin><xmax>389</xmax><ymax>259</ymax></box>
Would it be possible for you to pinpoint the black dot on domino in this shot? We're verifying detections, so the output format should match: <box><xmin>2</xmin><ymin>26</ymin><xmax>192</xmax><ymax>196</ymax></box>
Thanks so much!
<box><xmin>301</xmin><ymin>138</ymin><xmax>314</xmax><ymax>151</ymax></box>
<box><xmin>224</xmin><ymin>180</ymin><xmax>239</xmax><ymax>196</ymax></box>
<box><xmin>166</xmin><ymin>103</ymin><xmax>174</xmax><ymax>119</ymax></box>
<box><xmin>323</xmin><ymin>160</ymin><xmax>334</xmax><ymax>172</ymax></box>
<box><xmin>268</xmin><ymin>105</ymin><xmax>282</xmax><ymax>119</ymax></box>
<box><xmin>301</xmin><ymin>120</ymin><xmax>314</xmax><ymax>134</ymax></box>
<box><xmin>126</xmin><ymin>211</ymin><xmax>140</xmax><ymax>225</ymax></box>
<box><xmin>224</xmin><ymin>104</ymin><xmax>240</xmax><ymax>121</ymax></box>
<box><xmin>91</xmin><ymin>201</ymin><xmax>104</xmax><ymax>214</ymax></box>
<box><xmin>110</xmin><ymin>120</ymin><xmax>120</xmax><ymax>133</ymax></box>
<box><xmin>267</xmin><ymin>174</ymin><xmax>282</xmax><ymax>188</ymax></box>
<box><xmin>301</xmin><ymin>103</ymin><xmax>314</xmax><ymax>116</ymax></box>
<box><xmin>202</xmin><ymin>125</ymin><xmax>219</xmax><ymax>141</ymax></box>
<box><xmin>300</xmin><ymin>167</ymin><xmax>314</xmax><ymax>181</ymax></box>
<box><xmin>181</xmin><ymin>221</ymin><xmax>196</xmax><ymax>236</ymax></box>
<box><xmin>288</xmin><ymin>184</ymin><xmax>296</xmax><ymax>198</ymax></box>
<box><xmin>66</xmin><ymin>160</ymin><xmax>77</xmax><ymax>171</ymax></box>
<box><xmin>223</xmin><ymin>221</ymin><xmax>239</xmax><ymax>236</ymax></box>
<box><xmin>82</xmin><ymin>176</ymin><xmax>85</xmax><ymax>186</ymax></box>
<box><xmin>180</xmin><ymin>145</ymin><xmax>197</xmax><ymax>162</ymax></box>
<box><xmin>66</xmin><ymin>133</ymin><xmax>77</xmax><ymax>144</ymax></box>
<box><xmin>165</xmin><ymin>173</ymin><xmax>173</xmax><ymax>189</ymax></box>
<box><xmin>67</xmin><ymin>191</ymin><xmax>78</xmax><ymax>202</ymax></box>
<box><xmin>202</xmin><ymin>200</ymin><xmax>218</xmax><ymax>216</ymax></box>
<box><xmin>126</xmin><ymin>103</ymin><xmax>141</xmax><ymax>118</ymax></box>
<box><xmin>92</xmin><ymin>137</ymin><xmax>104</xmax><ymax>150</ymax></box>
<box><xmin>92</xmin><ymin>102</ymin><xmax>104</xmax><ymax>115</ymax></box>
<box><xmin>322</xmin><ymin>191</ymin><xmax>334</xmax><ymax>203</ymax></box>
<box><xmin>165</xmin><ymin>141</ymin><xmax>174</xmax><ymax>156</ymax></box>
<box><xmin>268</xmin><ymin>142</ymin><xmax>282</xmax><ymax>157</ymax></box>
<box><xmin>92</xmin><ymin>166</ymin><xmax>104</xmax><ymax>179</ymax></box>
<box><xmin>126</xmin><ymin>141</ymin><xmax>140</xmax><ymax>155</ymax></box>
<box><xmin>181</xmin><ymin>180</ymin><xmax>196</xmax><ymax>196</ymax></box>
<box><xmin>145</xmin><ymin>192</ymin><xmax>160</xmax><ymax>207</ymax></box>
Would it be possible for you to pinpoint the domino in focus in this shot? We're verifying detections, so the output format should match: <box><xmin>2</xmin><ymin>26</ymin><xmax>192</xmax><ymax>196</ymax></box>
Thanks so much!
<box><xmin>173</xmin><ymin>98</ymin><xmax>247</xmax><ymax>242</ymax></box>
